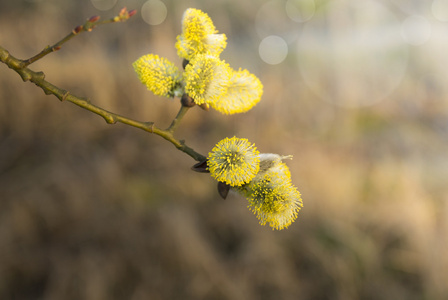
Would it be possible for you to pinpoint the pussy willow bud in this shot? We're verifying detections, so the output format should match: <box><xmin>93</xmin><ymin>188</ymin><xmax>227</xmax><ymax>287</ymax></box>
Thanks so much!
<box><xmin>73</xmin><ymin>25</ymin><xmax>83</xmax><ymax>34</ymax></box>
<box><xmin>114</xmin><ymin>7</ymin><xmax>133</xmax><ymax>22</ymax></box>
<box><xmin>88</xmin><ymin>15</ymin><xmax>100</xmax><ymax>23</ymax></box>
<box><xmin>119</xmin><ymin>7</ymin><xmax>128</xmax><ymax>17</ymax></box>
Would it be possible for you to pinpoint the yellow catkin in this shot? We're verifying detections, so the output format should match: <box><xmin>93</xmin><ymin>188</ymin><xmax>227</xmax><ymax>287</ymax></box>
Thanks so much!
<box><xmin>208</xmin><ymin>137</ymin><xmax>260</xmax><ymax>186</ymax></box>
<box><xmin>210</xmin><ymin>68</ymin><xmax>263</xmax><ymax>114</ymax></box>
<box><xmin>184</xmin><ymin>54</ymin><xmax>231</xmax><ymax>105</ymax></box>
<box><xmin>247</xmin><ymin>173</ymin><xmax>303</xmax><ymax>230</ymax></box>
<box><xmin>175</xmin><ymin>8</ymin><xmax>227</xmax><ymax>60</ymax></box>
<box><xmin>132</xmin><ymin>54</ymin><xmax>182</xmax><ymax>98</ymax></box>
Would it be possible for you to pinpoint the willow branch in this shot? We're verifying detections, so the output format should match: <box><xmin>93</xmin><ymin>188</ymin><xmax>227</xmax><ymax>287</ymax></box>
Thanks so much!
<box><xmin>0</xmin><ymin>46</ymin><xmax>206</xmax><ymax>162</ymax></box>
<box><xmin>21</xmin><ymin>7</ymin><xmax>137</xmax><ymax>67</ymax></box>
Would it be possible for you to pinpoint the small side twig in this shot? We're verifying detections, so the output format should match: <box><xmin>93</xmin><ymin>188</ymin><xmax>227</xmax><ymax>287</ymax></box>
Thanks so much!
<box><xmin>21</xmin><ymin>7</ymin><xmax>136</xmax><ymax>67</ymax></box>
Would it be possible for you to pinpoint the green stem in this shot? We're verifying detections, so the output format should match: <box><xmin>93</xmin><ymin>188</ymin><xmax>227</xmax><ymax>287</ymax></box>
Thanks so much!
<box><xmin>166</xmin><ymin>105</ymin><xmax>190</xmax><ymax>133</ymax></box>
<box><xmin>0</xmin><ymin>45</ymin><xmax>206</xmax><ymax>162</ymax></box>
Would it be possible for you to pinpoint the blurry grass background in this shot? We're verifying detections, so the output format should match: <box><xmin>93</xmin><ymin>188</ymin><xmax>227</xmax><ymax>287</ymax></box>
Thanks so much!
<box><xmin>1</xmin><ymin>0</ymin><xmax>448</xmax><ymax>299</ymax></box>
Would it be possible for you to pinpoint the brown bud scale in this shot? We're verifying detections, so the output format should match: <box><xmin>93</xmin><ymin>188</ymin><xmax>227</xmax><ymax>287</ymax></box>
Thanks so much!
<box><xmin>181</xmin><ymin>94</ymin><xmax>195</xmax><ymax>107</ymax></box>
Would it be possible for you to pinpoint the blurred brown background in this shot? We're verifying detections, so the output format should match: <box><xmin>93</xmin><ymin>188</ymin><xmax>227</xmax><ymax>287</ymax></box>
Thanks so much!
<box><xmin>1</xmin><ymin>0</ymin><xmax>448</xmax><ymax>299</ymax></box>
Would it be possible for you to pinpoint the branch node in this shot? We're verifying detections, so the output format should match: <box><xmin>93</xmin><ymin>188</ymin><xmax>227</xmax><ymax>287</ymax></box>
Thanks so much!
<box><xmin>0</xmin><ymin>48</ymin><xmax>10</xmax><ymax>63</ymax></box>
<box><xmin>61</xmin><ymin>91</ymin><xmax>70</xmax><ymax>101</ymax></box>
<box><xmin>19</xmin><ymin>71</ymin><xmax>32</xmax><ymax>82</ymax></box>
<box><xmin>35</xmin><ymin>71</ymin><xmax>45</xmax><ymax>80</ymax></box>
<box><xmin>144</xmin><ymin>121</ymin><xmax>154</xmax><ymax>132</ymax></box>
<box><xmin>104</xmin><ymin>114</ymin><xmax>117</xmax><ymax>124</ymax></box>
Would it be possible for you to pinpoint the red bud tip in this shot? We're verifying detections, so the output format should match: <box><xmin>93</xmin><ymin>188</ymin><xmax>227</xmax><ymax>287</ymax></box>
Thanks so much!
<box><xmin>73</xmin><ymin>25</ymin><xmax>83</xmax><ymax>34</ymax></box>
<box><xmin>119</xmin><ymin>7</ymin><xmax>127</xmax><ymax>17</ymax></box>
<box><xmin>88</xmin><ymin>15</ymin><xmax>101</xmax><ymax>23</ymax></box>
<box><xmin>128</xmin><ymin>9</ymin><xmax>137</xmax><ymax>17</ymax></box>
<box><xmin>54</xmin><ymin>46</ymin><xmax>61</xmax><ymax>51</ymax></box>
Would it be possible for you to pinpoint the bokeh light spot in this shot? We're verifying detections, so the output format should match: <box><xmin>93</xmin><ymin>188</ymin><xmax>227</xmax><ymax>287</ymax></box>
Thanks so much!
<box><xmin>432</xmin><ymin>0</ymin><xmax>448</xmax><ymax>22</ymax></box>
<box><xmin>141</xmin><ymin>0</ymin><xmax>167</xmax><ymax>26</ymax></box>
<box><xmin>285</xmin><ymin>0</ymin><xmax>315</xmax><ymax>23</ymax></box>
<box><xmin>255</xmin><ymin>0</ymin><xmax>301</xmax><ymax>44</ymax></box>
<box><xmin>389</xmin><ymin>0</ymin><xmax>428</xmax><ymax>15</ymax></box>
<box><xmin>296</xmin><ymin>0</ymin><xmax>408</xmax><ymax>107</ymax></box>
<box><xmin>90</xmin><ymin>0</ymin><xmax>117</xmax><ymax>11</ymax></box>
<box><xmin>401</xmin><ymin>16</ymin><xmax>432</xmax><ymax>45</ymax></box>
<box><xmin>259</xmin><ymin>35</ymin><xmax>288</xmax><ymax>65</ymax></box>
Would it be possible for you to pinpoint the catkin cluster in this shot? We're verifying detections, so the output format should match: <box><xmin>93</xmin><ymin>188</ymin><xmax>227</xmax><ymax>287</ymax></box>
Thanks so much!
<box><xmin>133</xmin><ymin>8</ymin><xmax>303</xmax><ymax>230</ymax></box>
<box><xmin>208</xmin><ymin>137</ymin><xmax>303</xmax><ymax>230</ymax></box>
<box><xmin>133</xmin><ymin>8</ymin><xmax>263</xmax><ymax>114</ymax></box>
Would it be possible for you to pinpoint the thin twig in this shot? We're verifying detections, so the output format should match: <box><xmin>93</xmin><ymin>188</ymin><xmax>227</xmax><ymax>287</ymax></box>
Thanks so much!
<box><xmin>21</xmin><ymin>7</ymin><xmax>136</xmax><ymax>67</ymax></box>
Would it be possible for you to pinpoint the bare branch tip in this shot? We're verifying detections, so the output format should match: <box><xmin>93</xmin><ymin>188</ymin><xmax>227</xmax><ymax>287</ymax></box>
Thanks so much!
<box><xmin>35</xmin><ymin>71</ymin><xmax>45</xmax><ymax>80</ymax></box>
<box><xmin>61</xmin><ymin>91</ymin><xmax>70</xmax><ymax>102</ymax></box>
<box><xmin>19</xmin><ymin>71</ymin><xmax>32</xmax><ymax>82</ymax></box>
<box><xmin>113</xmin><ymin>7</ymin><xmax>137</xmax><ymax>22</ymax></box>
<box><xmin>144</xmin><ymin>121</ymin><xmax>155</xmax><ymax>132</ymax></box>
